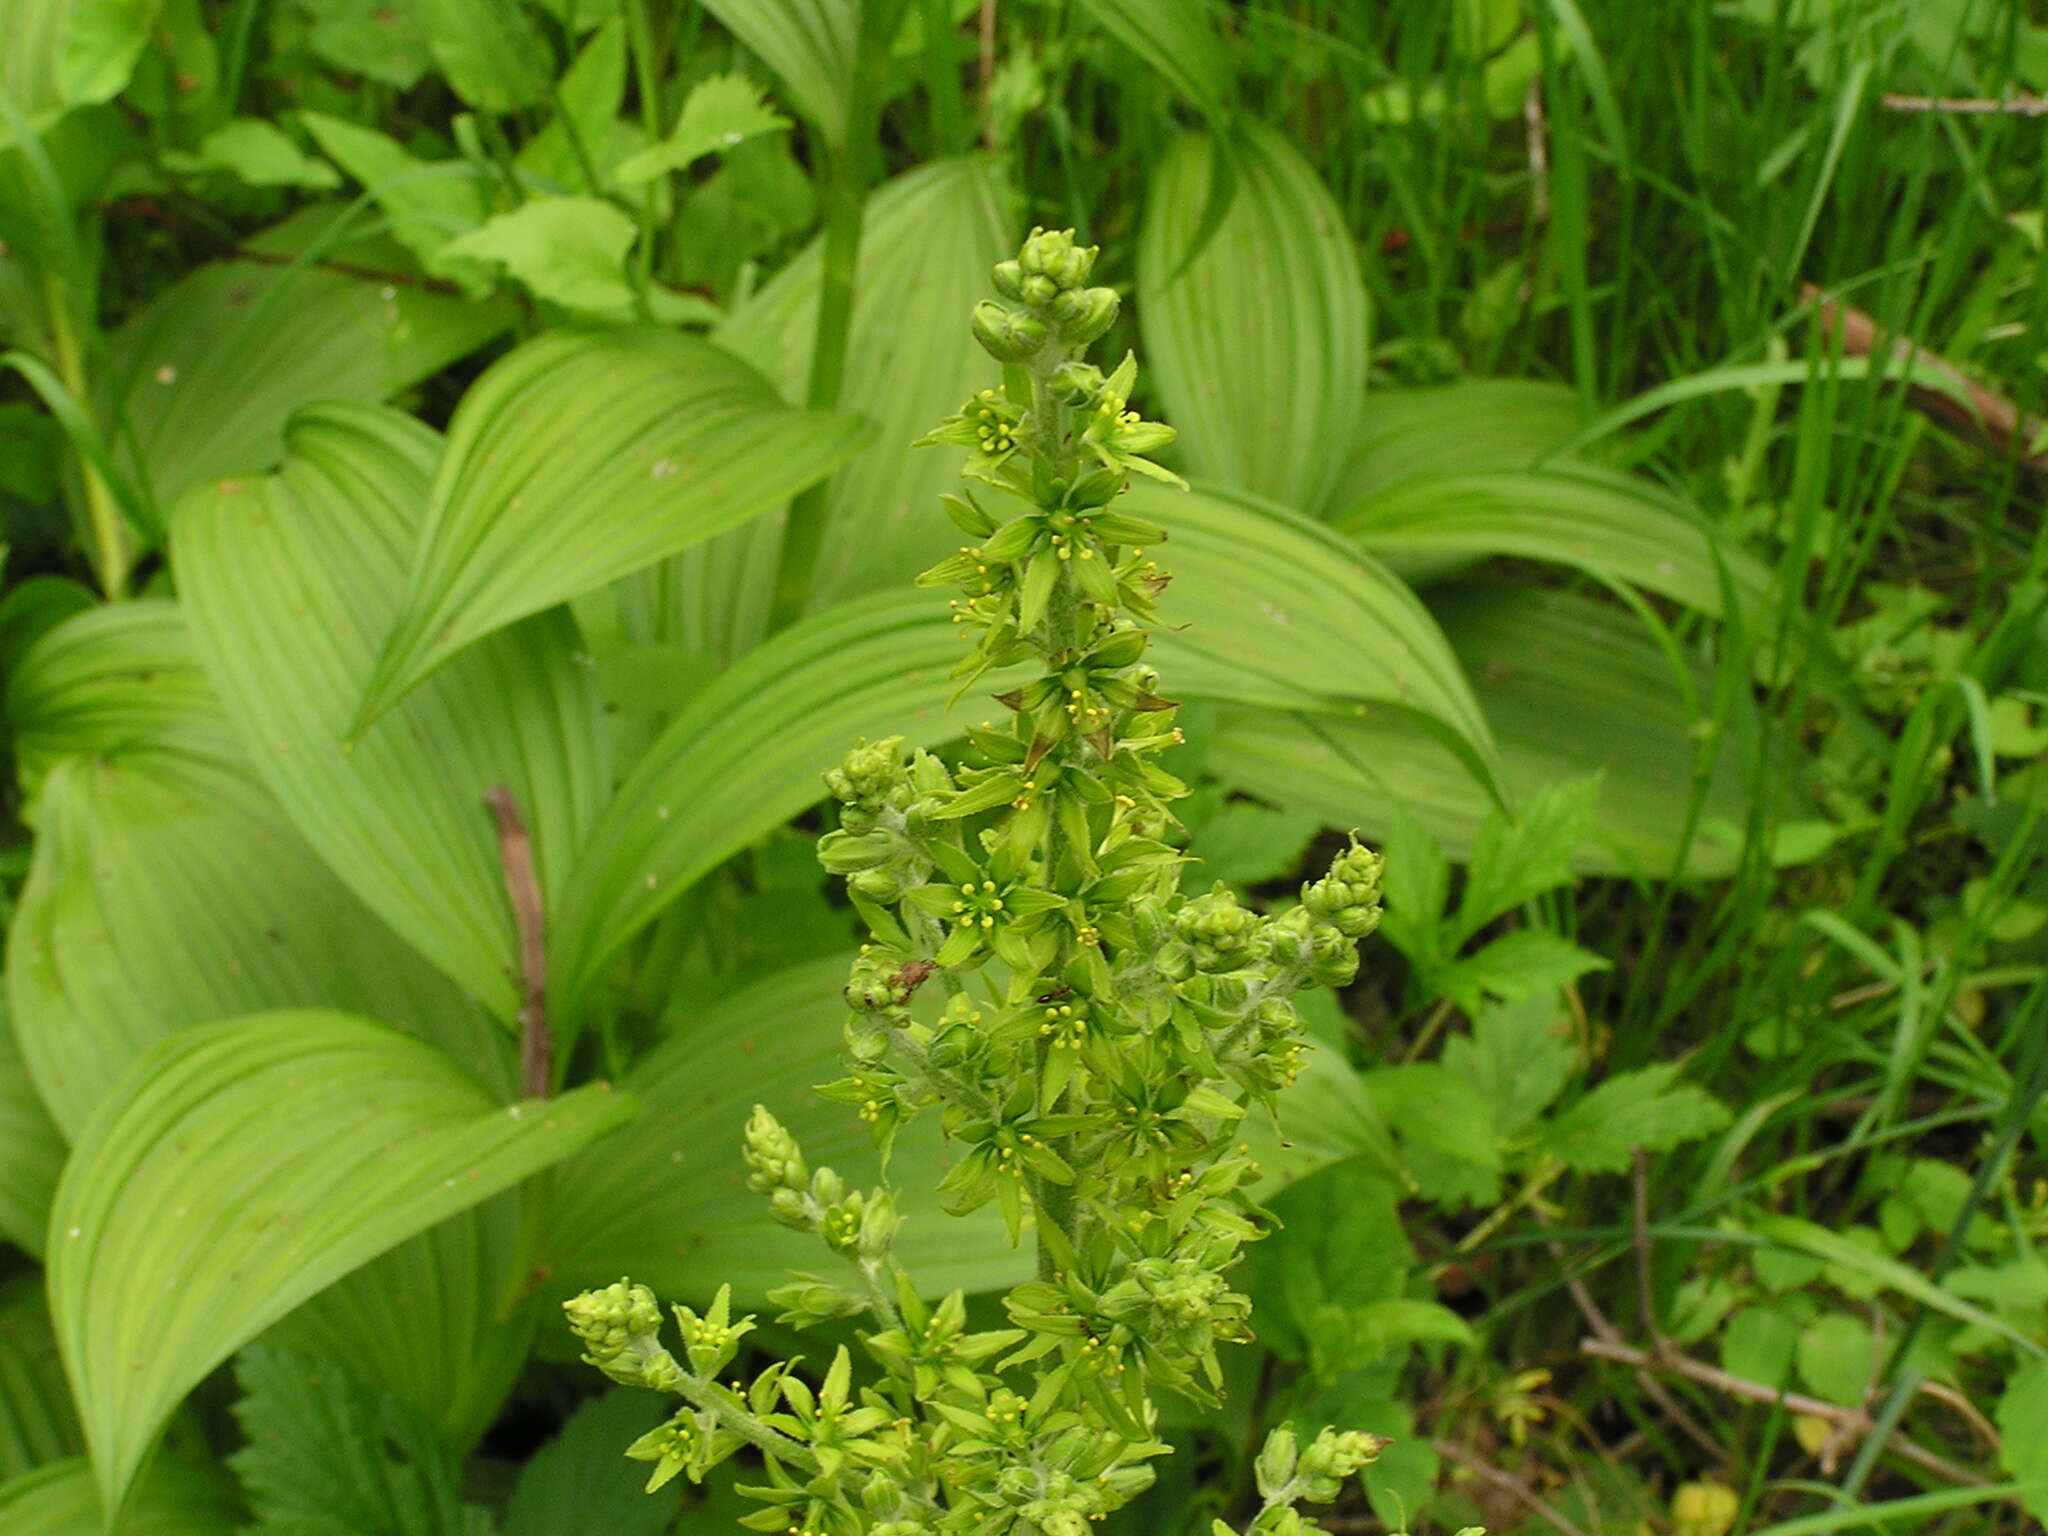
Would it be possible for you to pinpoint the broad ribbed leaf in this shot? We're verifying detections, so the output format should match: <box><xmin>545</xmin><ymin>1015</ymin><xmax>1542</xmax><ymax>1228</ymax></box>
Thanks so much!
<box><xmin>0</xmin><ymin>1011</ymin><xmax>63</xmax><ymax>1257</ymax></box>
<box><xmin>5</xmin><ymin>597</ymin><xmax>508</xmax><ymax>1137</ymax></box>
<box><xmin>0</xmin><ymin>1457</ymin><xmax>237</xmax><ymax>1534</ymax></box>
<box><xmin>1073</xmin><ymin>0</ymin><xmax>1233</xmax><ymax>119</ymax></box>
<box><xmin>0</xmin><ymin>1281</ymin><xmax>80</xmax><ymax>1479</ymax></box>
<box><xmin>1206</xmin><ymin>584</ymin><xmax>1788</xmax><ymax>877</ymax></box>
<box><xmin>174</xmin><ymin>403</ymin><xmax>610</xmax><ymax>1019</ymax></box>
<box><xmin>358</xmin><ymin>329</ymin><xmax>869</xmax><ymax>723</ymax></box>
<box><xmin>1138</xmin><ymin>482</ymin><xmax>1498</xmax><ymax>782</ymax></box>
<box><xmin>266</xmin><ymin>1198</ymin><xmax>532</xmax><ymax>1450</ymax></box>
<box><xmin>112</xmin><ymin>211</ymin><xmax>508</xmax><ymax>515</ymax></box>
<box><xmin>49</xmin><ymin>1012</ymin><xmax>638</xmax><ymax>1517</ymax></box>
<box><xmin>657</xmin><ymin>155</ymin><xmax>1012</xmax><ymax>657</ymax></box>
<box><xmin>1138</xmin><ymin>124</ymin><xmax>1368</xmax><ymax>514</ymax></box>
<box><xmin>1334</xmin><ymin>464</ymin><xmax>1771</xmax><ymax>618</ymax></box>
<box><xmin>554</xmin><ymin>591</ymin><xmax>996</xmax><ymax>1015</ymax></box>
<box><xmin>561</xmin><ymin>490</ymin><xmax>1491</xmax><ymax>1010</ymax></box>
<box><xmin>699</xmin><ymin>0</ymin><xmax>853</xmax><ymax>145</ymax></box>
<box><xmin>5</xmin><ymin>600</ymin><xmax>226</xmax><ymax>805</ymax></box>
<box><xmin>543</xmin><ymin>955</ymin><xmax>1017</xmax><ymax>1304</ymax></box>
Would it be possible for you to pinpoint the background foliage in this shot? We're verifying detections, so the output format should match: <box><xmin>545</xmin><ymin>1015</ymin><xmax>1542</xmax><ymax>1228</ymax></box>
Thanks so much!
<box><xmin>1</xmin><ymin>0</ymin><xmax>2046</xmax><ymax>1531</ymax></box>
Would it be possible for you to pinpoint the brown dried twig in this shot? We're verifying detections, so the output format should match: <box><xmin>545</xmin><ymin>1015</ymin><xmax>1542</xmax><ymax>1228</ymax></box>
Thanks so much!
<box><xmin>1580</xmin><ymin>1338</ymin><xmax>1989</xmax><ymax>1487</ymax></box>
<box><xmin>1803</xmin><ymin>283</ymin><xmax>2048</xmax><ymax>471</ymax></box>
<box><xmin>485</xmin><ymin>786</ymin><xmax>551</xmax><ymax>1099</ymax></box>
<box><xmin>1430</xmin><ymin>1438</ymin><xmax>1592</xmax><ymax>1536</ymax></box>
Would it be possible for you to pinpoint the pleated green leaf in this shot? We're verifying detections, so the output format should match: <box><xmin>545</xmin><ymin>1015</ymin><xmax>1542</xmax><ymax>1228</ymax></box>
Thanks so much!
<box><xmin>174</xmin><ymin>403</ymin><xmax>610</xmax><ymax>1019</ymax></box>
<box><xmin>0</xmin><ymin>1280</ymin><xmax>81</xmax><ymax>1479</ymax></box>
<box><xmin>1205</xmin><ymin>584</ymin><xmax>1790</xmax><ymax>878</ymax></box>
<box><xmin>554</xmin><ymin>590</ymin><xmax>998</xmax><ymax>1016</ymax></box>
<box><xmin>1334</xmin><ymin>463</ymin><xmax>1771</xmax><ymax>618</ymax></box>
<box><xmin>1138</xmin><ymin>124</ymin><xmax>1368</xmax><ymax>514</ymax></box>
<box><xmin>5</xmin><ymin>600</ymin><xmax>229</xmax><ymax>808</ymax></box>
<box><xmin>111</xmin><ymin>211</ymin><xmax>509</xmax><ymax>516</ymax></box>
<box><xmin>357</xmin><ymin>329</ymin><xmax>870</xmax><ymax>724</ymax></box>
<box><xmin>559</xmin><ymin>487</ymin><xmax>1491</xmax><ymax>1013</ymax></box>
<box><xmin>0</xmin><ymin>1010</ymin><xmax>64</xmax><ymax>1257</ymax></box>
<box><xmin>0</xmin><ymin>1456</ymin><xmax>238</xmax><ymax>1535</ymax></box>
<box><xmin>1330</xmin><ymin>379</ymin><xmax>1586</xmax><ymax>508</ymax></box>
<box><xmin>543</xmin><ymin>955</ymin><xmax>1018</xmax><ymax>1304</ymax></box>
<box><xmin>1134</xmin><ymin>481</ymin><xmax>1499</xmax><ymax>783</ymax></box>
<box><xmin>265</xmin><ymin>1197</ymin><xmax>533</xmax><ymax>1451</ymax></box>
<box><xmin>1073</xmin><ymin>0</ymin><xmax>1234</xmax><ymax>120</ymax></box>
<box><xmin>658</xmin><ymin>155</ymin><xmax>1012</xmax><ymax>657</ymax></box>
<box><xmin>48</xmin><ymin>1012</ymin><xmax>638</xmax><ymax>1518</ymax></box>
<box><xmin>698</xmin><ymin>0</ymin><xmax>853</xmax><ymax>145</ymax></box>
<box><xmin>6</xmin><ymin>592</ymin><xmax>510</xmax><ymax>1137</ymax></box>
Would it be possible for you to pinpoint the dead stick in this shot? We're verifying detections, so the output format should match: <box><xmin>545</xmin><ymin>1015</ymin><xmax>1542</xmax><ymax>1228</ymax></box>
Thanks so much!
<box><xmin>1430</xmin><ymin>1439</ymin><xmax>1593</xmax><ymax>1536</ymax></box>
<box><xmin>1803</xmin><ymin>284</ymin><xmax>2048</xmax><ymax>469</ymax></box>
<box><xmin>1580</xmin><ymin>1338</ymin><xmax>1987</xmax><ymax>1487</ymax></box>
<box><xmin>485</xmin><ymin>786</ymin><xmax>551</xmax><ymax>1099</ymax></box>
<box><xmin>1881</xmin><ymin>92</ymin><xmax>2048</xmax><ymax>116</ymax></box>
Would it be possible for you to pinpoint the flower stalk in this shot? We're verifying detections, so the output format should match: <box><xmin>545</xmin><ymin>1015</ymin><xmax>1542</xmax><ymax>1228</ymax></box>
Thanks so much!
<box><xmin>567</xmin><ymin>229</ymin><xmax>1410</xmax><ymax>1536</ymax></box>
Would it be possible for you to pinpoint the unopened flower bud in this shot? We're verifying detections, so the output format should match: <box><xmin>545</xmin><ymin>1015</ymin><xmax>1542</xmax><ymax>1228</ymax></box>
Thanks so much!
<box><xmin>743</xmin><ymin>1105</ymin><xmax>807</xmax><ymax>1194</ymax></box>
<box><xmin>990</xmin><ymin>259</ymin><xmax>1027</xmax><ymax>300</ymax></box>
<box><xmin>1051</xmin><ymin>285</ymin><xmax>1119</xmax><ymax>344</ymax></box>
<box><xmin>972</xmin><ymin>300</ymin><xmax>1048</xmax><ymax>362</ymax></box>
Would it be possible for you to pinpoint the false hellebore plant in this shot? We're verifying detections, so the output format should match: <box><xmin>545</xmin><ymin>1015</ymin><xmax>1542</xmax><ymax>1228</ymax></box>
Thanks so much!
<box><xmin>565</xmin><ymin>231</ymin><xmax>1403</xmax><ymax>1536</ymax></box>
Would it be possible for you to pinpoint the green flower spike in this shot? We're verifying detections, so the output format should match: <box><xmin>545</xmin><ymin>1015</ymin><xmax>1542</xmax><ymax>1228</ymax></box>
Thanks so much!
<box><xmin>568</xmin><ymin>230</ymin><xmax>1447</xmax><ymax>1536</ymax></box>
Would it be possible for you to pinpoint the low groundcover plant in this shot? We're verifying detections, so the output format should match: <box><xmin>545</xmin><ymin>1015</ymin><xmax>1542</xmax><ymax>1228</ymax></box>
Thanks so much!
<box><xmin>565</xmin><ymin>230</ymin><xmax>1451</xmax><ymax>1536</ymax></box>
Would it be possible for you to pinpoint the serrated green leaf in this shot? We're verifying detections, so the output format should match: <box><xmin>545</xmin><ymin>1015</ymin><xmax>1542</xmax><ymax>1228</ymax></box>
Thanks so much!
<box><xmin>230</xmin><ymin>1342</ymin><xmax>495</xmax><ymax>1535</ymax></box>
<box><xmin>698</xmin><ymin>0</ymin><xmax>854</xmax><ymax>145</ymax></box>
<box><xmin>1334</xmin><ymin>463</ymin><xmax>1770</xmax><ymax>619</ymax></box>
<box><xmin>435</xmin><ymin>195</ymin><xmax>645</xmax><ymax>316</ymax></box>
<box><xmin>1432</xmin><ymin>927</ymin><xmax>1608</xmax><ymax>1014</ymax></box>
<box><xmin>174</xmin><ymin>118</ymin><xmax>340</xmax><ymax>188</ymax></box>
<box><xmin>1138</xmin><ymin>124</ymin><xmax>1368</xmax><ymax>514</ymax></box>
<box><xmin>1183</xmin><ymin>800</ymin><xmax>1320</xmax><ymax>888</ymax></box>
<box><xmin>1072</xmin><ymin>0</ymin><xmax>1233</xmax><ymax>120</ymax></box>
<box><xmin>111</xmin><ymin>208</ymin><xmax>509</xmax><ymax>512</ymax></box>
<box><xmin>357</xmin><ymin>328</ymin><xmax>870</xmax><ymax>724</ymax></box>
<box><xmin>49</xmin><ymin>1012</ymin><xmax>638</xmax><ymax>1517</ymax></box>
<box><xmin>1795</xmin><ymin>1313</ymin><xmax>1875</xmax><ymax>1407</ymax></box>
<box><xmin>0</xmin><ymin>1455</ymin><xmax>237</xmax><ymax>1534</ymax></box>
<box><xmin>0</xmin><ymin>1280</ymin><xmax>82</xmax><ymax>1479</ymax></box>
<box><xmin>1359</xmin><ymin>1064</ymin><xmax>1502</xmax><ymax>1208</ymax></box>
<box><xmin>503</xmin><ymin>1389</ymin><xmax>667</xmax><ymax>1536</ymax></box>
<box><xmin>614</xmin><ymin>72</ymin><xmax>790</xmax><ymax>184</ymax></box>
<box><xmin>173</xmin><ymin>403</ymin><xmax>611</xmax><ymax>1021</ymax></box>
<box><xmin>1543</xmin><ymin>1061</ymin><xmax>1730</xmax><ymax>1174</ymax></box>
<box><xmin>412</xmin><ymin>0</ymin><xmax>554</xmax><ymax>109</ymax></box>
<box><xmin>1440</xmin><ymin>996</ymin><xmax>1578</xmax><ymax>1140</ymax></box>
<box><xmin>672</xmin><ymin>155</ymin><xmax>1012</xmax><ymax>655</ymax></box>
<box><xmin>297</xmin><ymin>113</ymin><xmax>491</xmax><ymax>271</ymax></box>
<box><xmin>1207</xmin><ymin>583</ymin><xmax>1793</xmax><ymax>878</ymax></box>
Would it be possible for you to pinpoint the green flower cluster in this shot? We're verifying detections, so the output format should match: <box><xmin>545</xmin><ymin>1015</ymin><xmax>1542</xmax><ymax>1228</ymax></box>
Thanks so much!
<box><xmin>566</xmin><ymin>230</ymin><xmax>1407</xmax><ymax>1536</ymax></box>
